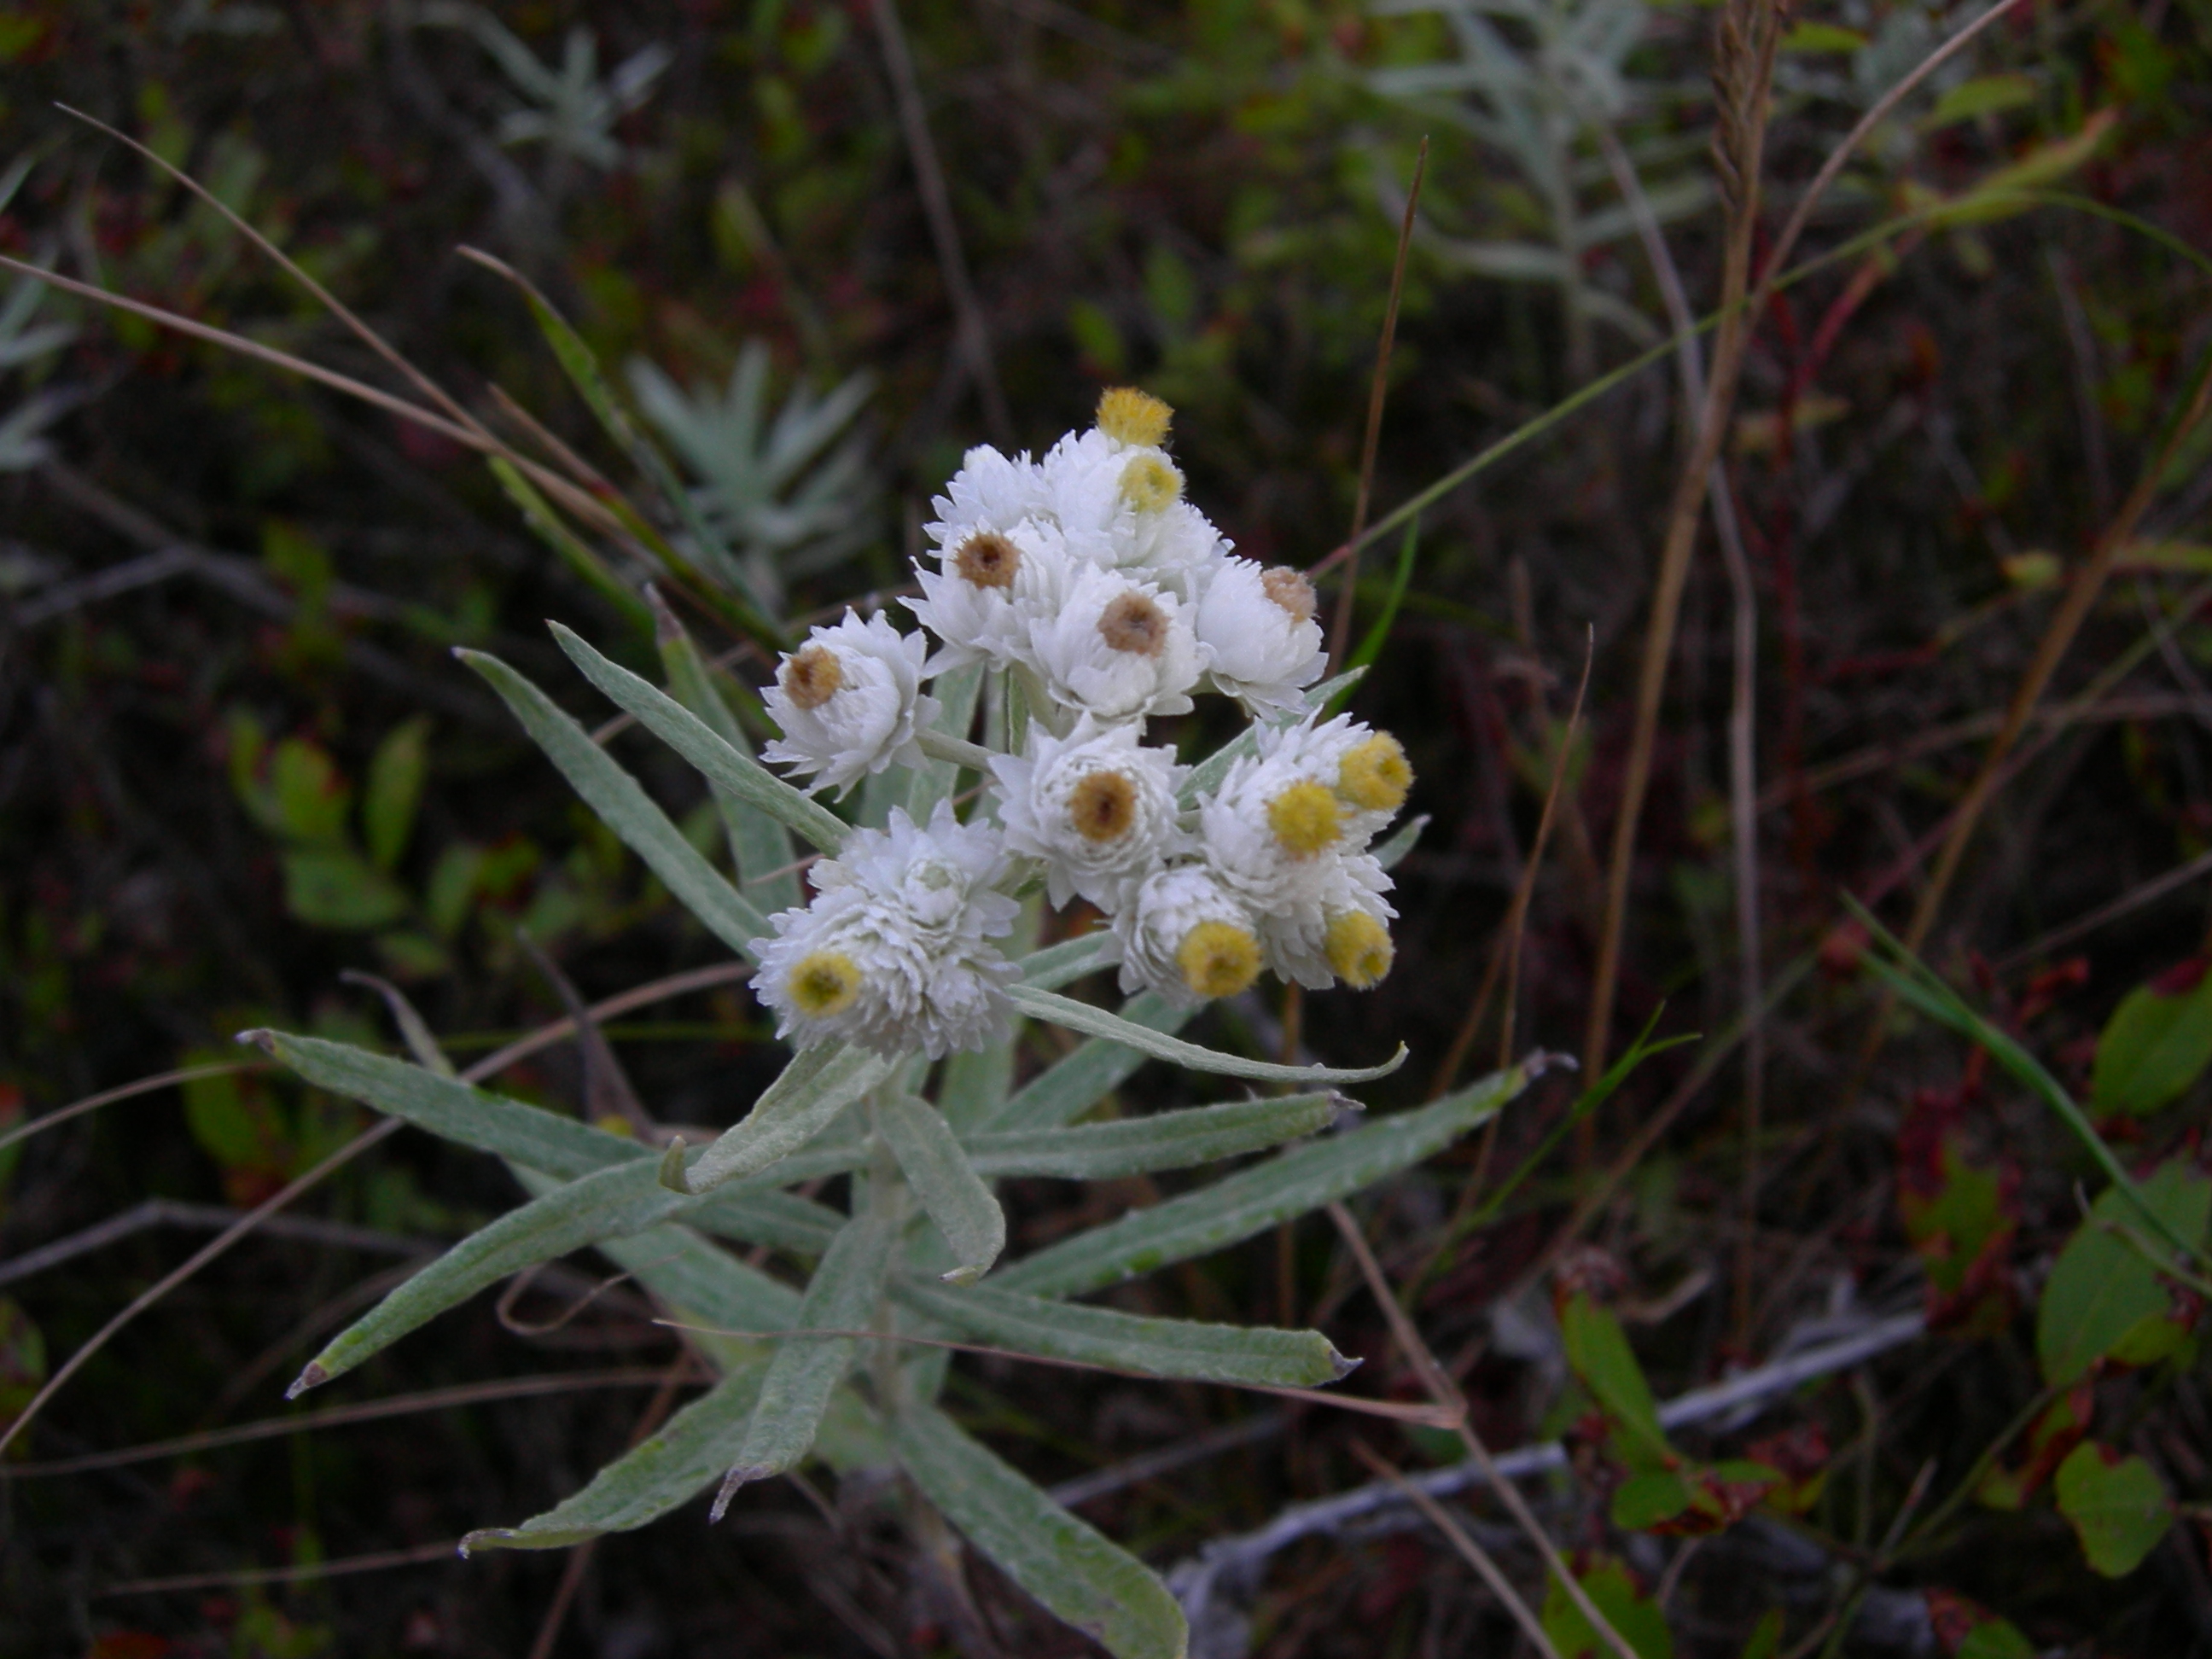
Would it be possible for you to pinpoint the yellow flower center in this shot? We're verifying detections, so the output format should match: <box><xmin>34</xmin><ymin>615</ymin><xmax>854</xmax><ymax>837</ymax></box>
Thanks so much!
<box><xmin>1096</xmin><ymin>386</ymin><xmax>1173</xmax><ymax>448</ymax></box>
<box><xmin>788</xmin><ymin>950</ymin><xmax>862</xmax><ymax>1017</ymax></box>
<box><xmin>1266</xmin><ymin>781</ymin><xmax>1342</xmax><ymax>858</ymax></box>
<box><xmin>1178</xmin><ymin>920</ymin><xmax>1261</xmax><ymax>999</ymax></box>
<box><xmin>1097</xmin><ymin>591</ymin><xmax>1169</xmax><ymax>657</ymax></box>
<box><xmin>781</xmin><ymin>644</ymin><xmax>844</xmax><ymax>711</ymax></box>
<box><xmin>953</xmin><ymin>530</ymin><xmax>1020</xmax><ymax>589</ymax></box>
<box><xmin>1324</xmin><ymin>911</ymin><xmax>1394</xmax><ymax>989</ymax></box>
<box><xmin>1260</xmin><ymin>567</ymin><xmax>1317</xmax><ymax>624</ymax></box>
<box><xmin>1068</xmin><ymin>770</ymin><xmax>1139</xmax><ymax>842</ymax></box>
<box><xmin>1118</xmin><ymin>455</ymin><xmax>1183</xmax><ymax>513</ymax></box>
<box><xmin>1338</xmin><ymin>734</ymin><xmax>1412</xmax><ymax>813</ymax></box>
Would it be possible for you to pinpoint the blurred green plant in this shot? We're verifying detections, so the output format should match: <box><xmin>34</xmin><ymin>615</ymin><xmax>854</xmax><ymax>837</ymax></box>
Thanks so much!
<box><xmin>421</xmin><ymin>3</ymin><xmax>672</xmax><ymax>172</ymax></box>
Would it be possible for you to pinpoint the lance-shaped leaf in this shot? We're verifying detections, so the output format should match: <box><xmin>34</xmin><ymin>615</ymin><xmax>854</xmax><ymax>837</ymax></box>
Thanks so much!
<box><xmin>671</xmin><ymin>1043</ymin><xmax>895</xmax><ymax>1194</ymax></box>
<box><xmin>890</xmin><ymin>1401</ymin><xmax>1186</xmax><ymax>1659</ymax></box>
<box><xmin>1372</xmin><ymin>812</ymin><xmax>1427</xmax><ymax>871</ymax></box>
<box><xmin>876</xmin><ymin>1092</ymin><xmax>1004</xmax><ymax>1284</ymax></box>
<box><xmin>895</xmin><ymin>1278</ymin><xmax>1353</xmax><ymax>1388</ymax></box>
<box><xmin>248</xmin><ymin>1030</ymin><xmax>634</xmax><ymax>1180</ymax></box>
<box><xmin>549</xmin><ymin>622</ymin><xmax>849</xmax><ymax>853</ymax></box>
<box><xmin>717</xmin><ymin>1210</ymin><xmax>895</xmax><ymax>1506</ymax></box>
<box><xmin>1178</xmin><ymin>667</ymin><xmax>1365</xmax><ymax>806</ymax></box>
<box><xmin>459</xmin><ymin>649</ymin><xmax>769</xmax><ymax>959</ymax></box>
<box><xmin>984</xmin><ymin>992</ymin><xmax>1194</xmax><ymax>1132</ymax></box>
<box><xmin>290</xmin><ymin>1156</ymin><xmax>712</xmax><ymax>1394</ymax></box>
<box><xmin>964</xmin><ymin>1092</ymin><xmax>1342</xmax><ymax>1180</ymax></box>
<box><xmin>463</xmin><ymin>1360</ymin><xmax>770</xmax><ymax>1553</ymax></box>
<box><xmin>1016</xmin><ymin>930</ymin><xmax>1118</xmax><ymax>992</ymax></box>
<box><xmin>996</xmin><ymin>1063</ymin><xmax>1528</xmax><ymax>1298</ymax></box>
<box><xmin>653</xmin><ymin>593</ymin><xmax>799</xmax><ymax>915</ymax></box>
<box><xmin>1010</xmin><ymin>986</ymin><xmax>1406</xmax><ymax>1087</ymax></box>
<box><xmin>690</xmin><ymin>1185</ymin><xmax>847</xmax><ymax>1255</ymax></box>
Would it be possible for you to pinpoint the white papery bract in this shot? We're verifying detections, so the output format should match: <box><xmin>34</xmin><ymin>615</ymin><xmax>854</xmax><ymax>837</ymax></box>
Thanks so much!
<box><xmin>1029</xmin><ymin>562</ymin><xmax>1204</xmax><ymax>724</ymax></box>
<box><xmin>924</xmin><ymin>442</ymin><xmax>1049</xmax><ymax>553</ymax></box>
<box><xmin>1109</xmin><ymin>864</ymin><xmax>1265</xmax><ymax>1007</ymax></box>
<box><xmin>991</xmin><ymin>717</ymin><xmax>1189</xmax><ymax>910</ymax></box>
<box><xmin>1196</xmin><ymin>557</ymin><xmax>1328</xmax><ymax>714</ymax></box>
<box><xmin>905</xmin><ymin>517</ymin><xmax>1072</xmax><ymax>677</ymax></box>
<box><xmin>750</xmin><ymin>800</ymin><xmax>1020</xmax><ymax>1058</ymax></box>
<box><xmin>762</xmin><ymin>609</ymin><xmax>939</xmax><ymax>797</ymax></box>
<box><xmin>1257</xmin><ymin>852</ymin><xmax>1397</xmax><ymax>991</ymax></box>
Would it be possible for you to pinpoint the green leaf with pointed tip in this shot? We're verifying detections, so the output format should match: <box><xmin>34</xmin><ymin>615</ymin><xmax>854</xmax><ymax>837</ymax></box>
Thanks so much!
<box><xmin>996</xmin><ymin>1064</ymin><xmax>1525</xmax><ymax>1298</ymax></box>
<box><xmin>364</xmin><ymin>718</ymin><xmax>432</xmax><ymax>872</ymax></box>
<box><xmin>1016</xmin><ymin>931</ymin><xmax>1118</xmax><ymax>992</ymax></box>
<box><xmin>463</xmin><ymin>1361</ymin><xmax>770</xmax><ymax>1552</ymax></box>
<box><xmin>965</xmin><ymin>1093</ymin><xmax>1340</xmax><ymax>1179</ymax></box>
<box><xmin>2038</xmin><ymin>1156</ymin><xmax>2211</xmax><ymax>1387</ymax></box>
<box><xmin>725</xmin><ymin>1211</ymin><xmax>895</xmax><ymax>1488</ymax></box>
<box><xmin>2055</xmin><ymin>1441</ymin><xmax>2172</xmax><ymax>1576</ymax></box>
<box><xmin>654</xmin><ymin>597</ymin><xmax>799</xmax><ymax>915</ymax></box>
<box><xmin>251</xmin><ymin>1031</ymin><xmax>637</xmax><ymax>1179</ymax></box>
<box><xmin>680</xmin><ymin>1043</ymin><xmax>896</xmax><ymax>1193</ymax></box>
<box><xmin>1540</xmin><ymin>1556</ymin><xmax>1672</xmax><ymax>1659</ymax></box>
<box><xmin>459</xmin><ymin>649</ymin><xmax>769</xmax><ymax>959</ymax></box>
<box><xmin>1371</xmin><ymin>812</ymin><xmax>1426</xmax><ymax>872</ymax></box>
<box><xmin>549</xmin><ymin>623</ymin><xmax>849</xmax><ymax>854</ymax></box>
<box><xmin>282</xmin><ymin>847</ymin><xmax>411</xmax><ymax>930</ymax></box>
<box><xmin>876</xmin><ymin>1092</ymin><xmax>1004</xmax><ymax>1284</ymax></box>
<box><xmin>985</xmin><ymin>993</ymin><xmax>1194</xmax><ymax>1132</ymax></box>
<box><xmin>690</xmin><ymin>1186</ymin><xmax>846</xmax><ymax>1256</ymax></box>
<box><xmin>488</xmin><ymin>455</ymin><xmax>655</xmax><ymax>636</ymax></box>
<box><xmin>1179</xmin><ymin>667</ymin><xmax>1365</xmax><ymax>806</ymax></box>
<box><xmin>889</xmin><ymin>1401</ymin><xmax>1187</xmax><ymax>1659</ymax></box>
<box><xmin>1009</xmin><ymin>987</ymin><xmax>1405</xmax><ymax>1088</ymax></box>
<box><xmin>1561</xmin><ymin>1291</ymin><xmax>1674</xmax><ymax>1470</ymax></box>
<box><xmin>896</xmin><ymin>1278</ymin><xmax>1351</xmax><ymax>1388</ymax></box>
<box><xmin>2091</xmin><ymin>960</ymin><xmax>2212</xmax><ymax>1118</ymax></box>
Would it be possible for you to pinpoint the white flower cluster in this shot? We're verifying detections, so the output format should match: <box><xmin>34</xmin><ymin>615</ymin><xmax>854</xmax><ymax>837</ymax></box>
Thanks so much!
<box><xmin>747</xmin><ymin>389</ymin><xmax>1413</xmax><ymax>1056</ymax></box>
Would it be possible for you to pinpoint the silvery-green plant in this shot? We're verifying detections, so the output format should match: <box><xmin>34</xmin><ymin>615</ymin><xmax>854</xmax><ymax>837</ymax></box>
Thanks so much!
<box><xmin>422</xmin><ymin>3</ymin><xmax>671</xmax><ymax>172</ymax></box>
<box><xmin>626</xmin><ymin>343</ymin><xmax>881</xmax><ymax>619</ymax></box>
<box><xmin>244</xmin><ymin>388</ymin><xmax>1530</xmax><ymax>1659</ymax></box>
<box><xmin>0</xmin><ymin>157</ymin><xmax>80</xmax><ymax>475</ymax></box>
<box><xmin>1370</xmin><ymin>0</ymin><xmax>1711</xmax><ymax>372</ymax></box>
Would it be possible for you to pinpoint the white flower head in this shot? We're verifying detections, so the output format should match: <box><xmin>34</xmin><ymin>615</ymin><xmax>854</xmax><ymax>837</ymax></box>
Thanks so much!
<box><xmin>1039</xmin><ymin>427</ymin><xmax>1225</xmax><ymax>597</ymax></box>
<box><xmin>906</xmin><ymin>517</ymin><xmax>1072</xmax><ymax>676</ymax></box>
<box><xmin>1196</xmin><ymin>557</ymin><xmax>1329</xmax><ymax>714</ymax></box>
<box><xmin>1028</xmin><ymin>562</ymin><xmax>1205</xmax><ymax>724</ymax></box>
<box><xmin>1199</xmin><ymin>746</ymin><xmax>1353</xmax><ymax>923</ymax></box>
<box><xmin>1257</xmin><ymin>852</ymin><xmax>1397</xmax><ymax>991</ymax></box>
<box><xmin>1109</xmin><ymin>863</ymin><xmax>1265</xmax><ymax>1006</ymax></box>
<box><xmin>750</xmin><ymin>800</ymin><xmax>1020</xmax><ymax>1058</ymax></box>
<box><xmin>1254</xmin><ymin>711</ymin><xmax>1415</xmax><ymax>845</ymax></box>
<box><xmin>990</xmin><ymin>716</ymin><xmax>1190</xmax><ymax>909</ymax></box>
<box><xmin>926</xmin><ymin>442</ymin><xmax>1050</xmax><ymax>552</ymax></box>
<box><xmin>762</xmin><ymin>610</ymin><xmax>940</xmax><ymax>797</ymax></box>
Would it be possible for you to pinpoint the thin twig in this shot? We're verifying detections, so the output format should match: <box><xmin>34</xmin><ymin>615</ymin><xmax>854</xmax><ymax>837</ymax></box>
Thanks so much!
<box><xmin>1330</xmin><ymin>137</ymin><xmax>1429</xmax><ymax>667</ymax></box>
<box><xmin>0</xmin><ymin>1198</ymin><xmax>436</xmax><ymax>1293</ymax></box>
<box><xmin>867</xmin><ymin>0</ymin><xmax>1012</xmax><ymax>445</ymax></box>
<box><xmin>100</xmin><ymin>1540</ymin><xmax>466</xmax><ymax>1598</ymax></box>
<box><xmin>1350</xmin><ymin>1440</ymin><xmax>1564</xmax><ymax>1659</ymax></box>
<box><xmin>0</xmin><ymin>1062</ymin><xmax>261</xmax><ymax>1158</ymax></box>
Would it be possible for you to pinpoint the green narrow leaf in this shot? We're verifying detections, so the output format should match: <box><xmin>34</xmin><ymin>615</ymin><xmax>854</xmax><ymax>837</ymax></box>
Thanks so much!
<box><xmin>720</xmin><ymin>1210</ymin><xmax>895</xmax><ymax>1501</ymax></box>
<box><xmin>984</xmin><ymin>992</ymin><xmax>1195</xmax><ymax>1132</ymax></box>
<box><xmin>965</xmin><ymin>1092</ymin><xmax>1341</xmax><ymax>1179</ymax></box>
<box><xmin>678</xmin><ymin>1043</ymin><xmax>896</xmax><ymax>1194</ymax></box>
<box><xmin>1008</xmin><ymin>986</ymin><xmax>1406</xmax><ymax>1088</ymax></box>
<box><xmin>895</xmin><ymin>1278</ymin><xmax>1352</xmax><ymax>1388</ymax></box>
<box><xmin>1179</xmin><ymin>667</ymin><xmax>1366</xmax><ymax>806</ymax></box>
<box><xmin>2036</xmin><ymin>1156</ymin><xmax>2211</xmax><ymax>1387</ymax></box>
<box><xmin>2090</xmin><ymin>959</ymin><xmax>2212</xmax><ymax>1117</ymax></box>
<box><xmin>1016</xmin><ymin>930</ymin><xmax>1119</xmax><ymax>992</ymax></box>
<box><xmin>690</xmin><ymin>1185</ymin><xmax>847</xmax><ymax>1256</ymax></box>
<box><xmin>1561</xmin><ymin>1292</ymin><xmax>1674</xmax><ymax>1469</ymax></box>
<box><xmin>249</xmin><ymin>1031</ymin><xmax>636</xmax><ymax>1180</ymax></box>
<box><xmin>653</xmin><ymin>593</ymin><xmax>800</xmax><ymax>915</ymax></box>
<box><xmin>888</xmin><ymin>1401</ymin><xmax>1187</xmax><ymax>1659</ymax></box>
<box><xmin>1328</xmin><ymin>516</ymin><xmax>1417</xmax><ymax>714</ymax></box>
<box><xmin>1371</xmin><ymin>812</ymin><xmax>1427</xmax><ymax>871</ymax></box>
<box><xmin>463</xmin><ymin>1361</ymin><xmax>770</xmax><ymax>1552</ymax></box>
<box><xmin>876</xmin><ymin>1092</ymin><xmax>1005</xmax><ymax>1284</ymax></box>
<box><xmin>2055</xmin><ymin>1441</ymin><xmax>2172</xmax><ymax>1577</ymax></box>
<box><xmin>550</xmin><ymin>621</ymin><xmax>850</xmax><ymax>854</ymax></box>
<box><xmin>363</xmin><ymin>717</ymin><xmax>432</xmax><ymax>872</ymax></box>
<box><xmin>487</xmin><ymin>455</ymin><xmax>655</xmax><ymax>636</ymax></box>
<box><xmin>1540</xmin><ymin>1556</ymin><xmax>1673</xmax><ymax>1659</ymax></box>
<box><xmin>459</xmin><ymin>648</ymin><xmax>770</xmax><ymax>958</ymax></box>
<box><xmin>996</xmin><ymin>1064</ymin><xmax>1526</xmax><ymax>1298</ymax></box>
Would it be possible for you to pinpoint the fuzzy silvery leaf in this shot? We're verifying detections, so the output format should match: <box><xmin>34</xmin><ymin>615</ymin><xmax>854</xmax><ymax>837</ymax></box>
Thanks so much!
<box><xmin>1009</xmin><ymin>986</ymin><xmax>1406</xmax><ymax>1087</ymax></box>
<box><xmin>964</xmin><ymin>1092</ymin><xmax>1342</xmax><ymax>1180</ymax></box>
<box><xmin>874</xmin><ymin>1091</ymin><xmax>1005</xmax><ymax>1284</ymax></box>
<box><xmin>671</xmin><ymin>1042</ymin><xmax>897</xmax><ymax>1195</ymax></box>
<box><xmin>982</xmin><ymin>992</ymin><xmax>1194</xmax><ymax>1133</ymax></box>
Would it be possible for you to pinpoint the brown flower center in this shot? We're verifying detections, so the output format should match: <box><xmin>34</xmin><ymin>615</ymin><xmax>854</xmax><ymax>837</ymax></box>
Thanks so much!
<box><xmin>1260</xmin><ymin>566</ymin><xmax>1317</xmax><ymax>624</ymax></box>
<box><xmin>1097</xmin><ymin>591</ymin><xmax>1168</xmax><ymax>658</ymax></box>
<box><xmin>953</xmin><ymin>531</ymin><xmax>1019</xmax><ymax>590</ymax></box>
<box><xmin>781</xmin><ymin>644</ymin><xmax>843</xmax><ymax>710</ymax></box>
<box><xmin>1067</xmin><ymin>771</ymin><xmax>1139</xmax><ymax>843</ymax></box>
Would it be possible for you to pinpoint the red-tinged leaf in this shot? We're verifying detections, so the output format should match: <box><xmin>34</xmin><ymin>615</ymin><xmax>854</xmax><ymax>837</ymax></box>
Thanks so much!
<box><xmin>87</xmin><ymin>1634</ymin><xmax>173</xmax><ymax>1659</ymax></box>
<box><xmin>1897</xmin><ymin>1099</ymin><xmax>2018</xmax><ymax>1335</ymax></box>
<box><xmin>2093</xmin><ymin>957</ymin><xmax>2212</xmax><ymax>1116</ymax></box>
<box><xmin>1976</xmin><ymin>1385</ymin><xmax>2092</xmax><ymax>1511</ymax></box>
<box><xmin>1745</xmin><ymin>1424</ymin><xmax>1830</xmax><ymax>1515</ymax></box>
<box><xmin>1559</xmin><ymin>1290</ymin><xmax>1674</xmax><ymax>1472</ymax></box>
<box><xmin>2055</xmin><ymin>1441</ymin><xmax>2172</xmax><ymax>1577</ymax></box>
<box><xmin>1925</xmin><ymin>1590</ymin><xmax>2034</xmax><ymax>1658</ymax></box>
<box><xmin>1540</xmin><ymin>1556</ymin><xmax>1673</xmax><ymax>1659</ymax></box>
<box><xmin>180</xmin><ymin>1055</ymin><xmax>295</xmax><ymax>1207</ymax></box>
<box><xmin>0</xmin><ymin>1295</ymin><xmax>46</xmax><ymax>1456</ymax></box>
<box><xmin>2038</xmin><ymin>1156</ymin><xmax>2212</xmax><ymax>1387</ymax></box>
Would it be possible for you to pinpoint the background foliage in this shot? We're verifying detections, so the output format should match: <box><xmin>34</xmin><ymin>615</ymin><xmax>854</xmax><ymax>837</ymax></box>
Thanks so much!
<box><xmin>3</xmin><ymin>0</ymin><xmax>2212</xmax><ymax>1655</ymax></box>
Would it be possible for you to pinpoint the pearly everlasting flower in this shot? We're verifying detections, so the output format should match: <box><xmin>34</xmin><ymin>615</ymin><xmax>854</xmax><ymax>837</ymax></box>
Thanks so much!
<box><xmin>990</xmin><ymin>717</ymin><xmax>1189</xmax><ymax>909</ymax></box>
<box><xmin>1109</xmin><ymin>864</ymin><xmax>1265</xmax><ymax>1006</ymax></box>
<box><xmin>749</xmin><ymin>800</ymin><xmax>1020</xmax><ymax>1058</ymax></box>
<box><xmin>1250</xmin><ymin>712</ymin><xmax>1416</xmax><ymax>846</ymax></box>
<box><xmin>762</xmin><ymin>610</ymin><xmax>940</xmax><ymax>797</ymax></box>
<box><xmin>1195</xmin><ymin>558</ymin><xmax>1329</xmax><ymax>714</ymax></box>
<box><xmin>907</xmin><ymin>517</ymin><xmax>1073</xmax><ymax>676</ymax></box>
<box><xmin>1039</xmin><ymin>427</ymin><xmax>1225</xmax><ymax>600</ymax></box>
<box><xmin>925</xmin><ymin>442</ymin><xmax>1050</xmax><ymax>552</ymax></box>
<box><xmin>1029</xmin><ymin>562</ymin><xmax>1205</xmax><ymax>723</ymax></box>
<box><xmin>1199</xmin><ymin>746</ymin><xmax>1355</xmax><ymax>923</ymax></box>
<box><xmin>1255</xmin><ymin>852</ymin><xmax>1397</xmax><ymax>991</ymax></box>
